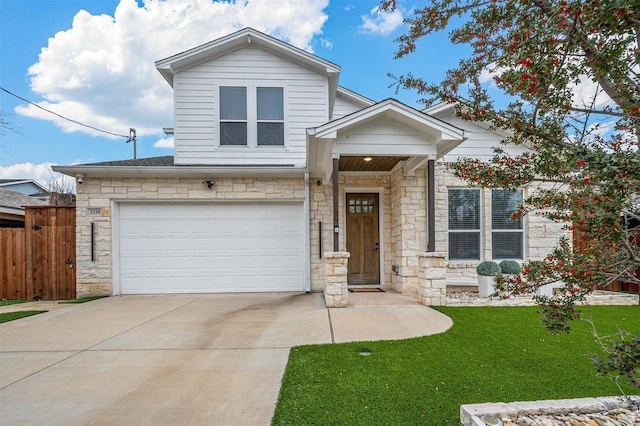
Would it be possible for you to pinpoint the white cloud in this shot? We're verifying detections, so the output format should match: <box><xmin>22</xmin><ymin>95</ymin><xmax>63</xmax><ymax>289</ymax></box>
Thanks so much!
<box><xmin>18</xmin><ymin>0</ymin><xmax>329</xmax><ymax>144</ymax></box>
<box><xmin>320</xmin><ymin>37</ymin><xmax>333</xmax><ymax>49</ymax></box>
<box><xmin>0</xmin><ymin>162</ymin><xmax>67</xmax><ymax>190</ymax></box>
<box><xmin>358</xmin><ymin>6</ymin><xmax>403</xmax><ymax>36</ymax></box>
<box><xmin>154</xmin><ymin>136</ymin><xmax>174</xmax><ymax>148</ymax></box>
<box><xmin>570</xmin><ymin>76</ymin><xmax>613</xmax><ymax>110</ymax></box>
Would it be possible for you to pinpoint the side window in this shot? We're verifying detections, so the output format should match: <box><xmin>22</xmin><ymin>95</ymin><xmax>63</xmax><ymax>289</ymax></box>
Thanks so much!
<box><xmin>448</xmin><ymin>189</ymin><xmax>481</xmax><ymax>260</ymax></box>
<box><xmin>220</xmin><ymin>86</ymin><xmax>247</xmax><ymax>146</ymax></box>
<box><xmin>491</xmin><ymin>189</ymin><xmax>524</xmax><ymax>259</ymax></box>
<box><xmin>257</xmin><ymin>87</ymin><xmax>284</xmax><ymax>146</ymax></box>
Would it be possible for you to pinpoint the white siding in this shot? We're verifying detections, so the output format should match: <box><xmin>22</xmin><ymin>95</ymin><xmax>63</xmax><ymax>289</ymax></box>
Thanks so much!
<box><xmin>173</xmin><ymin>46</ymin><xmax>329</xmax><ymax>166</ymax></box>
<box><xmin>331</xmin><ymin>94</ymin><xmax>366</xmax><ymax>120</ymax></box>
<box><xmin>334</xmin><ymin>116</ymin><xmax>436</xmax><ymax>156</ymax></box>
<box><xmin>434</xmin><ymin>110</ymin><xmax>528</xmax><ymax>162</ymax></box>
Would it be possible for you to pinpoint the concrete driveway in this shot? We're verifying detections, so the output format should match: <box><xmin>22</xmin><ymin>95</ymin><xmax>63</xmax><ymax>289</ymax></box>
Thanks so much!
<box><xmin>0</xmin><ymin>292</ymin><xmax>452</xmax><ymax>425</ymax></box>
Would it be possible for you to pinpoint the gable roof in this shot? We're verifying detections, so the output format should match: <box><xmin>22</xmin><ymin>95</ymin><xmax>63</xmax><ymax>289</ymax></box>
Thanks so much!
<box><xmin>310</xmin><ymin>98</ymin><xmax>465</xmax><ymax>142</ymax></box>
<box><xmin>156</xmin><ymin>27</ymin><xmax>341</xmax><ymax>120</ymax></box>
<box><xmin>336</xmin><ymin>86</ymin><xmax>375</xmax><ymax>109</ymax></box>
<box><xmin>0</xmin><ymin>179</ymin><xmax>49</xmax><ymax>195</ymax></box>
<box><xmin>0</xmin><ymin>188</ymin><xmax>47</xmax><ymax>217</ymax></box>
<box><xmin>306</xmin><ymin>99</ymin><xmax>467</xmax><ymax>180</ymax></box>
<box><xmin>156</xmin><ymin>27</ymin><xmax>341</xmax><ymax>99</ymax></box>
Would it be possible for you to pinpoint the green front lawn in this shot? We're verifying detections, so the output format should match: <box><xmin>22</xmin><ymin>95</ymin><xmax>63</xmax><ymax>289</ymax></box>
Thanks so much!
<box><xmin>0</xmin><ymin>299</ymin><xmax>28</xmax><ymax>306</ymax></box>
<box><xmin>272</xmin><ymin>305</ymin><xmax>640</xmax><ymax>425</ymax></box>
<box><xmin>0</xmin><ymin>311</ymin><xmax>47</xmax><ymax>324</ymax></box>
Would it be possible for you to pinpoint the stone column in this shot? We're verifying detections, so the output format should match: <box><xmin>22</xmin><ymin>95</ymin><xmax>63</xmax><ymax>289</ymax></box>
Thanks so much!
<box><xmin>324</xmin><ymin>252</ymin><xmax>350</xmax><ymax>307</ymax></box>
<box><xmin>418</xmin><ymin>252</ymin><xmax>447</xmax><ymax>306</ymax></box>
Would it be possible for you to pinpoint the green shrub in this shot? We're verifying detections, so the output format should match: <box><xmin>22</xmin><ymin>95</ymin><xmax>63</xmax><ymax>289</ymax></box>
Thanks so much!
<box><xmin>499</xmin><ymin>260</ymin><xmax>521</xmax><ymax>275</ymax></box>
<box><xmin>476</xmin><ymin>261</ymin><xmax>501</xmax><ymax>276</ymax></box>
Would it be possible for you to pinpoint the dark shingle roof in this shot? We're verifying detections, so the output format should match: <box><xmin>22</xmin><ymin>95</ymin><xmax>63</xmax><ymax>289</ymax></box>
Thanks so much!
<box><xmin>0</xmin><ymin>188</ymin><xmax>48</xmax><ymax>209</ymax></box>
<box><xmin>81</xmin><ymin>156</ymin><xmax>175</xmax><ymax>167</ymax></box>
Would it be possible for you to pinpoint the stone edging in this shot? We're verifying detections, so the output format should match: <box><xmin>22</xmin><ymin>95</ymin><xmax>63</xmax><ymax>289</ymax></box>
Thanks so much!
<box><xmin>460</xmin><ymin>396</ymin><xmax>639</xmax><ymax>426</ymax></box>
<box><xmin>446</xmin><ymin>291</ymin><xmax>639</xmax><ymax>307</ymax></box>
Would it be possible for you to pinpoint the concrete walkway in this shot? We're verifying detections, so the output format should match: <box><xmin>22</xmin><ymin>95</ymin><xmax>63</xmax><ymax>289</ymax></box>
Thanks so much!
<box><xmin>0</xmin><ymin>292</ymin><xmax>452</xmax><ymax>425</ymax></box>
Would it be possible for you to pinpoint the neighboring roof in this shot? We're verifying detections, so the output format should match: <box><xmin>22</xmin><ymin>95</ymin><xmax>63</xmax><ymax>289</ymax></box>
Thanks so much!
<box><xmin>0</xmin><ymin>188</ymin><xmax>48</xmax><ymax>217</ymax></box>
<box><xmin>52</xmin><ymin>156</ymin><xmax>306</xmax><ymax>179</ymax></box>
<box><xmin>155</xmin><ymin>27</ymin><xmax>341</xmax><ymax>118</ymax></box>
<box><xmin>0</xmin><ymin>179</ymin><xmax>49</xmax><ymax>194</ymax></box>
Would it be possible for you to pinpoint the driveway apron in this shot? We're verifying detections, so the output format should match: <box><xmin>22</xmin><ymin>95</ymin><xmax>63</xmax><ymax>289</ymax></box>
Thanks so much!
<box><xmin>0</xmin><ymin>292</ymin><xmax>452</xmax><ymax>425</ymax></box>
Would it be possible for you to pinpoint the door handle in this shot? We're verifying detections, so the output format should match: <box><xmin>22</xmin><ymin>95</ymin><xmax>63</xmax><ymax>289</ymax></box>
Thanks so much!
<box><xmin>374</xmin><ymin>242</ymin><xmax>379</xmax><ymax>252</ymax></box>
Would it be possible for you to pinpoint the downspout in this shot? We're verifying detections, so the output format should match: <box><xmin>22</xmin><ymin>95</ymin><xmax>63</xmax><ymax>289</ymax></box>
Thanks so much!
<box><xmin>427</xmin><ymin>159</ymin><xmax>436</xmax><ymax>252</ymax></box>
<box><xmin>332</xmin><ymin>157</ymin><xmax>340</xmax><ymax>252</ymax></box>
<box><xmin>304</xmin><ymin>172</ymin><xmax>311</xmax><ymax>293</ymax></box>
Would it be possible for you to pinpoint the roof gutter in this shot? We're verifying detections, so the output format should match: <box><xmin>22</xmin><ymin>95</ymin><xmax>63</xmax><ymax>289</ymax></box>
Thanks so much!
<box><xmin>52</xmin><ymin>165</ymin><xmax>307</xmax><ymax>179</ymax></box>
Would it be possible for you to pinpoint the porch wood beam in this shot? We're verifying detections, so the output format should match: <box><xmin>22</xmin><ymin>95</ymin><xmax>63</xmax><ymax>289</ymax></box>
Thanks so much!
<box><xmin>332</xmin><ymin>157</ymin><xmax>340</xmax><ymax>251</ymax></box>
<box><xmin>427</xmin><ymin>159</ymin><xmax>436</xmax><ymax>252</ymax></box>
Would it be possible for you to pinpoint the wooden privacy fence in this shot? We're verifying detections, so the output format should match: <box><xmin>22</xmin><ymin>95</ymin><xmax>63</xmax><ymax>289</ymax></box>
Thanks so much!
<box><xmin>0</xmin><ymin>206</ymin><xmax>76</xmax><ymax>300</ymax></box>
<box><xmin>0</xmin><ymin>228</ymin><xmax>26</xmax><ymax>299</ymax></box>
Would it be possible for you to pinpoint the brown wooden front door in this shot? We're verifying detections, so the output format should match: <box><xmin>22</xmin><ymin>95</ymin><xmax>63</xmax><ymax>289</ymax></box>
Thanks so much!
<box><xmin>346</xmin><ymin>193</ymin><xmax>380</xmax><ymax>284</ymax></box>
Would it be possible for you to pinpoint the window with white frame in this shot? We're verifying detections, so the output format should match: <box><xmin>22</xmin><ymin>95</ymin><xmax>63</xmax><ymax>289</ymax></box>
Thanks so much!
<box><xmin>220</xmin><ymin>86</ymin><xmax>248</xmax><ymax>146</ymax></box>
<box><xmin>448</xmin><ymin>189</ymin><xmax>481</xmax><ymax>260</ymax></box>
<box><xmin>491</xmin><ymin>189</ymin><xmax>524</xmax><ymax>259</ymax></box>
<box><xmin>219</xmin><ymin>86</ymin><xmax>284</xmax><ymax>146</ymax></box>
<box><xmin>257</xmin><ymin>87</ymin><xmax>284</xmax><ymax>146</ymax></box>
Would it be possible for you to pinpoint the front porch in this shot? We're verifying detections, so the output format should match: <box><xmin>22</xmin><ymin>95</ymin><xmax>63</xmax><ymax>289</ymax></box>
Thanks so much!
<box><xmin>322</xmin><ymin>251</ymin><xmax>640</xmax><ymax>308</ymax></box>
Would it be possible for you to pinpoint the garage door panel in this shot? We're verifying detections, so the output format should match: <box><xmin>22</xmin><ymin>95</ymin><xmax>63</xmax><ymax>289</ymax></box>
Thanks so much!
<box><xmin>118</xmin><ymin>202</ymin><xmax>304</xmax><ymax>294</ymax></box>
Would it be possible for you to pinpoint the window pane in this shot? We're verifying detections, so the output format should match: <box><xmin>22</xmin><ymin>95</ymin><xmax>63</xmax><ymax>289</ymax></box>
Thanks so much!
<box><xmin>257</xmin><ymin>87</ymin><xmax>283</xmax><ymax>120</ymax></box>
<box><xmin>449</xmin><ymin>232</ymin><xmax>480</xmax><ymax>260</ymax></box>
<box><xmin>492</xmin><ymin>190</ymin><xmax>523</xmax><ymax>230</ymax></box>
<box><xmin>220</xmin><ymin>122</ymin><xmax>247</xmax><ymax>145</ymax></box>
<box><xmin>220</xmin><ymin>86</ymin><xmax>247</xmax><ymax>120</ymax></box>
<box><xmin>492</xmin><ymin>232</ymin><xmax>523</xmax><ymax>259</ymax></box>
<box><xmin>448</xmin><ymin>189</ymin><xmax>480</xmax><ymax>230</ymax></box>
<box><xmin>257</xmin><ymin>123</ymin><xmax>284</xmax><ymax>145</ymax></box>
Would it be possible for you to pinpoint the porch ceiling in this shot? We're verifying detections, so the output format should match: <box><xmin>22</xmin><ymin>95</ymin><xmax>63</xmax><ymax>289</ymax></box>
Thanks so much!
<box><xmin>339</xmin><ymin>156</ymin><xmax>409</xmax><ymax>172</ymax></box>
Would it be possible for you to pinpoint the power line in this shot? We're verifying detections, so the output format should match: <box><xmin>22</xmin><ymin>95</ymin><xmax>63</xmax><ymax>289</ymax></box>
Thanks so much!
<box><xmin>0</xmin><ymin>86</ymin><xmax>130</xmax><ymax>139</ymax></box>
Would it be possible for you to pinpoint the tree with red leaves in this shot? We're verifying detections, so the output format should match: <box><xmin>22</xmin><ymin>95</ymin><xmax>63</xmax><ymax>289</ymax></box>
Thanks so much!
<box><xmin>383</xmin><ymin>0</ymin><xmax>639</xmax><ymax>387</ymax></box>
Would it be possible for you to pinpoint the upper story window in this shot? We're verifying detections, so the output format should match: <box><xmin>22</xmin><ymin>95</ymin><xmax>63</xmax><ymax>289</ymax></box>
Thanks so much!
<box><xmin>491</xmin><ymin>189</ymin><xmax>524</xmax><ymax>259</ymax></box>
<box><xmin>219</xmin><ymin>86</ymin><xmax>284</xmax><ymax>147</ymax></box>
<box><xmin>257</xmin><ymin>87</ymin><xmax>284</xmax><ymax>146</ymax></box>
<box><xmin>220</xmin><ymin>86</ymin><xmax>248</xmax><ymax>146</ymax></box>
<box><xmin>448</xmin><ymin>189</ymin><xmax>481</xmax><ymax>260</ymax></box>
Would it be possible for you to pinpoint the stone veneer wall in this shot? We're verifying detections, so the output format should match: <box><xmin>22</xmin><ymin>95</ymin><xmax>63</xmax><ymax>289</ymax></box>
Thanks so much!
<box><xmin>309</xmin><ymin>173</ymin><xmax>393</xmax><ymax>291</ymax></box>
<box><xmin>75</xmin><ymin>176</ymin><xmax>305</xmax><ymax>295</ymax></box>
<box><xmin>434</xmin><ymin>164</ymin><xmax>569</xmax><ymax>283</ymax></box>
<box><xmin>390</xmin><ymin>166</ymin><xmax>427</xmax><ymax>295</ymax></box>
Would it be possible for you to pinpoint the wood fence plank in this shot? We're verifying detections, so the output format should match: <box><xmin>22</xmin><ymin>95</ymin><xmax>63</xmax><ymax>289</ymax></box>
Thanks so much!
<box><xmin>23</xmin><ymin>206</ymin><xmax>76</xmax><ymax>300</ymax></box>
<box><xmin>0</xmin><ymin>228</ymin><xmax>26</xmax><ymax>299</ymax></box>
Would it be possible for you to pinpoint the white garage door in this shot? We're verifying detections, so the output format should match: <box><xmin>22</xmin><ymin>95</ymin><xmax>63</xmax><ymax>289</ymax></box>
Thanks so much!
<box><xmin>117</xmin><ymin>202</ymin><xmax>305</xmax><ymax>294</ymax></box>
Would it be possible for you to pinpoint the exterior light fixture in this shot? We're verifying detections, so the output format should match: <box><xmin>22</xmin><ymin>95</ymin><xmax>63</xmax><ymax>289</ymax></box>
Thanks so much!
<box><xmin>203</xmin><ymin>180</ymin><xmax>215</xmax><ymax>188</ymax></box>
<box><xmin>363</xmin><ymin>157</ymin><xmax>372</xmax><ymax>162</ymax></box>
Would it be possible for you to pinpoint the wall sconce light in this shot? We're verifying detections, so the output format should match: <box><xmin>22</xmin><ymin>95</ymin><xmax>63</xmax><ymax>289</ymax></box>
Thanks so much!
<box><xmin>77</xmin><ymin>174</ymin><xmax>84</xmax><ymax>184</ymax></box>
<box><xmin>202</xmin><ymin>180</ymin><xmax>215</xmax><ymax>189</ymax></box>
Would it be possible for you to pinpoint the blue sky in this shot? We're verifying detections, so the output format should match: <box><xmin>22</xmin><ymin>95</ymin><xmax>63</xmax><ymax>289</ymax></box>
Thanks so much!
<box><xmin>0</xmin><ymin>0</ymin><xmax>467</xmax><ymax>187</ymax></box>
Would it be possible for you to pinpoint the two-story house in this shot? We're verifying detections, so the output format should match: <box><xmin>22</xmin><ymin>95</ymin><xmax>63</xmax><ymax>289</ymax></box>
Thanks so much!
<box><xmin>54</xmin><ymin>28</ymin><xmax>565</xmax><ymax>302</ymax></box>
